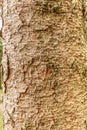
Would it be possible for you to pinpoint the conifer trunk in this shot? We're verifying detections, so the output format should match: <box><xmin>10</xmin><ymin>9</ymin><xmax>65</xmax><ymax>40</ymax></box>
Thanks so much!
<box><xmin>2</xmin><ymin>0</ymin><xmax>87</xmax><ymax>130</ymax></box>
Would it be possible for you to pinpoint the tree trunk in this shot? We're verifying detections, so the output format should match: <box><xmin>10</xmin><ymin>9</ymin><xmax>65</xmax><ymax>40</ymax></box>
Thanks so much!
<box><xmin>2</xmin><ymin>0</ymin><xmax>87</xmax><ymax>130</ymax></box>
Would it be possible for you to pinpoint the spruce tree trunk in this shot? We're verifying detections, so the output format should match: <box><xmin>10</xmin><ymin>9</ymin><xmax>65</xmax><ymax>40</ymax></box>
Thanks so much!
<box><xmin>2</xmin><ymin>0</ymin><xmax>87</xmax><ymax>130</ymax></box>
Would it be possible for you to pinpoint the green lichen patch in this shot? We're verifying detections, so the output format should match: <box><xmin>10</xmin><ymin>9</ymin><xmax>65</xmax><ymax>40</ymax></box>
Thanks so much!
<box><xmin>25</xmin><ymin>118</ymin><xmax>33</xmax><ymax>130</ymax></box>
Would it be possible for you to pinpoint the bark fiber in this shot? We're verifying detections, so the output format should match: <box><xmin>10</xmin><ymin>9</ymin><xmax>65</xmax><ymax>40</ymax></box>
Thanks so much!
<box><xmin>2</xmin><ymin>0</ymin><xmax>87</xmax><ymax>130</ymax></box>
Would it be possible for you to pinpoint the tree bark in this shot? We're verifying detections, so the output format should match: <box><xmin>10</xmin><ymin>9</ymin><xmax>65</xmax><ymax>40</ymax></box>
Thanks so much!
<box><xmin>2</xmin><ymin>0</ymin><xmax>87</xmax><ymax>130</ymax></box>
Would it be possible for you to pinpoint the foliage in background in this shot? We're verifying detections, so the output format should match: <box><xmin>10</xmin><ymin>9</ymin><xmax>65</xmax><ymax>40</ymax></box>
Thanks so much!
<box><xmin>0</xmin><ymin>38</ymin><xmax>2</xmax><ymax>54</ymax></box>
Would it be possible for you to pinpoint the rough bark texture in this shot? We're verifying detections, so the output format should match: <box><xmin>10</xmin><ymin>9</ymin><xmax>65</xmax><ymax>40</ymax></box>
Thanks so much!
<box><xmin>0</xmin><ymin>0</ymin><xmax>2</xmax><ymax>89</ymax></box>
<box><xmin>2</xmin><ymin>0</ymin><xmax>87</xmax><ymax>130</ymax></box>
<box><xmin>0</xmin><ymin>40</ymin><xmax>2</xmax><ymax>89</ymax></box>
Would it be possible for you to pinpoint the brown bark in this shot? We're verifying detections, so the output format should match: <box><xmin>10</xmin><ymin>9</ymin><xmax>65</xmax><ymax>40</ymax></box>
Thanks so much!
<box><xmin>2</xmin><ymin>0</ymin><xmax>87</xmax><ymax>130</ymax></box>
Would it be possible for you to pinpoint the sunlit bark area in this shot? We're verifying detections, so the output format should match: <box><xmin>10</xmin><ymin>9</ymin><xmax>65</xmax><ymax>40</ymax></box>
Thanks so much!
<box><xmin>2</xmin><ymin>0</ymin><xmax>87</xmax><ymax>130</ymax></box>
